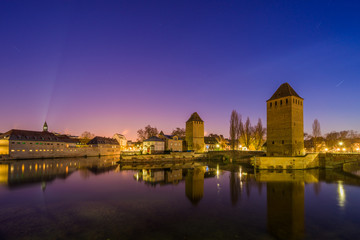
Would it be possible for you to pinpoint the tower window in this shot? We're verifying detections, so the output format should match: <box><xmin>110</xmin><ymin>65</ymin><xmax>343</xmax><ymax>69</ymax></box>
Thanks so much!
<box><xmin>293</xmin><ymin>99</ymin><xmax>295</xmax><ymax>103</ymax></box>
<box><xmin>280</xmin><ymin>100</ymin><xmax>283</xmax><ymax>105</ymax></box>
<box><xmin>270</xmin><ymin>102</ymin><xmax>272</xmax><ymax>108</ymax></box>
<box><xmin>272</xmin><ymin>141</ymin><xmax>274</xmax><ymax>144</ymax></box>
<box><xmin>275</xmin><ymin>101</ymin><xmax>277</xmax><ymax>106</ymax></box>
<box><xmin>286</xmin><ymin>99</ymin><xmax>288</xmax><ymax>104</ymax></box>
<box><xmin>282</xmin><ymin>140</ymin><xmax>284</xmax><ymax>144</ymax></box>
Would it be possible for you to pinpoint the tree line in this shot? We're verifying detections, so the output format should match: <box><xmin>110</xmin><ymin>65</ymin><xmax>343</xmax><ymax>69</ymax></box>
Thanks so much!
<box><xmin>229</xmin><ymin>110</ymin><xmax>266</xmax><ymax>151</ymax></box>
<box><xmin>309</xmin><ymin>119</ymin><xmax>360</xmax><ymax>152</ymax></box>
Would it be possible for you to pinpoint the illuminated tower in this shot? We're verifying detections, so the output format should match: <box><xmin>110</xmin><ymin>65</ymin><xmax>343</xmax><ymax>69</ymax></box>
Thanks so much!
<box><xmin>267</xmin><ymin>83</ymin><xmax>304</xmax><ymax>156</ymax></box>
<box><xmin>43</xmin><ymin>121</ymin><xmax>48</xmax><ymax>132</ymax></box>
<box><xmin>185</xmin><ymin>112</ymin><xmax>205</xmax><ymax>152</ymax></box>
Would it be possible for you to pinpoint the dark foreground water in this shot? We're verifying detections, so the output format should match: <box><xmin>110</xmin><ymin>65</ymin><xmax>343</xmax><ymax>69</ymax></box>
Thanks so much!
<box><xmin>0</xmin><ymin>157</ymin><xmax>360</xmax><ymax>240</ymax></box>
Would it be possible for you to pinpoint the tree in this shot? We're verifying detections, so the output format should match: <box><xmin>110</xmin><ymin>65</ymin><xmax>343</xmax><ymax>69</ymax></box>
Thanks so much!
<box><xmin>240</xmin><ymin>117</ymin><xmax>252</xmax><ymax>149</ymax></box>
<box><xmin>215</xmin><ymin>135</ymin><xmax>227</xmax><ymax>150</ymax></box>
<box><xmin>137</xmin><ymin>125</ymin><xmax>158</xmax><ymax>141</ymax></box>
<box><xmin>312</xmin><ymin>119</ymin><xmax>321</xmax><ymax>152</ymax></box>
<box><xmin>325</xmin><ymin>131</ymin><xmax>340</xmax><ymax>149</ymax></box>
<box><xmin>229</xmin><ymin>110</ymin><xmax>240</xmax><ymax>150</ymax></box>
<box><xmin>81</xmin><ymin>131</ymin><xmax>95</xmax><ymax>140</ymax></box>
<box><xmin>171</xmin><ymin>128</ymin><xmax>186</xmax><ymax>138</ymax></box>
<box><xmin>253</xmin><ymin>118</ymin><xmax>266</xmax><ymax>150</ymax></box>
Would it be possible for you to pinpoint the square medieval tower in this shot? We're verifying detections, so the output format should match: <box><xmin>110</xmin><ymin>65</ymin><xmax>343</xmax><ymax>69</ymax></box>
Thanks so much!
<box><xmin>267</xmin><ymin>83</ymin><xmax>304</xmax><ymax>156</ymax></box>
<box><xmin>185</xmin><ymin>112</ymin><xmax>205</xmax><ymax>152</ymax></box>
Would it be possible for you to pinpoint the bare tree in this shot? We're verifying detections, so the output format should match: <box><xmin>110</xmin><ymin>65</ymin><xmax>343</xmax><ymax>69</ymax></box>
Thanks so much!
<box><xmin>137</xmin><ymin>125</ymin><xmax>158</xmax><ymax>141</ymax></box>
<box><xmin>253</xmin><ymin>118</ymin><xmax>266</xmax><ymax>150</ymax></box>
<box><xmin>171</xmin><ymin>128</ymin><xmax>185</xmax><ymax>138</ymax></box>
<box><xmin>240</xmin><ymin>117</ymin><xmax>252</xmax><ymax>149</ymax></box>
<box><xmin>229</xmin><ymin>110</ymin><xmax>240</xmax><ymax>150</ymax></box>
<box><xmin>312</xmin><ymin>119</ymin><xmax>321</xmax><ymax>152</ymax></box>
<box><xmin>81</xmin><ymin>131</ymin><xmax>95</xmax><ymax>140</ymax></box>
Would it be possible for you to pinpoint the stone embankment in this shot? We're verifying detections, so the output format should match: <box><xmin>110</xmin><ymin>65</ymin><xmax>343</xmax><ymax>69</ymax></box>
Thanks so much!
<box><xmin>206</xmin><ymin>150</ymin><xmax>266</xmax><ymax>163</ymax></box>
<box><xmin>253</xmin><ymin>152</ymin><xmax>360</xmax><ymax>170</ymax></box>
<box><xmin>119</xmin><ymin>152</ymin><xmax>206</xmax><ymax>163</ymax></box>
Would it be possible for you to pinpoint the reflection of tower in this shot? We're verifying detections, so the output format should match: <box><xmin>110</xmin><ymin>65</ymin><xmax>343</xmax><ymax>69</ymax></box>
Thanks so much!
<box><xmin>230</xmin><ymin>170</ymin><xmax>241</xmax><ymax>206</ymax></box>
<box><xmin>41</xmin><ymin>181</ymin><xmax>47</xmax><ymax>192</ymax></box>
<box><xmin>267</xmin><ymin>182</ymin><xmax>304</xmax><ymax>240</ymax></box>
<box><xmin>185</xmin><ymin>167</ymin><xmax>205</xmax><ymax>205</ymax></box>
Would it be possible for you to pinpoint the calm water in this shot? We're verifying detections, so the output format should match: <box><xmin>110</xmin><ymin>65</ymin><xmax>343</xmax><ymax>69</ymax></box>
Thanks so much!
<box><xmin>0</xmin><ymin>157</ymin><xmax>360</xmax><ymax>240</ymax></box>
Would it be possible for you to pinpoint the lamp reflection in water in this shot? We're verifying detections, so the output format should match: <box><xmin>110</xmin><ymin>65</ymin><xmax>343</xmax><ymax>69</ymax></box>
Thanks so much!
<box><xmin>337</xmin><ymin>181</ymin><xmax>346</xmax><ymax>208</ymax></box>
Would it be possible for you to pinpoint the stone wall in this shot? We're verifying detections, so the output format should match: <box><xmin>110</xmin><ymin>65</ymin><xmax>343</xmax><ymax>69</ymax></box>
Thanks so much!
<box><xmin>185</xmin><ymin>121</ymin><xmax>205</xmax><ymax>152</ymax></box>
<box><xmin>267</xmin><ymin>96</ymin><xmax>304</xmax><ymax>156</ymax></box>
<box><xmin>207</xmin><ymin>150</ymin><xmax>265</xmax><ymax>162</ymax></box>
<box><xmin>254</xmin><ymin>153</ymin><xmax>319</xmax><ymax>170</ymax></box>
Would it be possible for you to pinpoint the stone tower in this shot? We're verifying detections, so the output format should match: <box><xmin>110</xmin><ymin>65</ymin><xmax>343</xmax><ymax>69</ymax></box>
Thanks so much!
<box><xmin>43</xmin><ymin>121</ymin><xmax>48</xmax><ymax>132</ymax></box>
<box><xmin>185</xmin><ymin>112</ymin><xmax>205</xmax><ymax>152</ymax></box>
<box><xmin>267</xmin><ymin>83</ymin><xmax>304</xmax><ymax>156</ymax></box>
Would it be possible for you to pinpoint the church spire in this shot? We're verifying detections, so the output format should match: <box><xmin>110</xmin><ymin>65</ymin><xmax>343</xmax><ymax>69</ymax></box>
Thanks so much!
<box><xmin>43</xmin><ymin>121</ymin><xmax>48</xmax><ymax>132</ymax></box>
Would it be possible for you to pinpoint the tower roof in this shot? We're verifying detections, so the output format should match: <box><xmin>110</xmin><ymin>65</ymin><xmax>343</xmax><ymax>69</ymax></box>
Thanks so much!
<box><xmin>186</xmin><ymin>112</ymin><xmax>204</xmax><ymax>123</ymax></box>
<box><xmin>267</xmin><ymin>83</ymin><xmax>303</xmax><ymax>101</ymax></box>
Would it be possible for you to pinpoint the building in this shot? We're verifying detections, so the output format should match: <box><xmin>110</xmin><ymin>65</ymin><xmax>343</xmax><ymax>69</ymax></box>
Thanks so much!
<box><xmin>142</xmin><ymin>136</ymin><xmax>165</xmax><ymax>154</ymax></box>
<box><xmin>0</xmin><ymin>126</ymin><xmax>79</xmax><ymax>159</ymax></box>
<box><xmin>113</xmin><ymin>133</ymin><xmax>127</xmax><ymax>149</ymax></box>
<box><xmin>87</xmin><ymin>137</ymin><xmax>120</xmax><ymax>155</ymax></box>
<box><xmin>204</xmin><ymin>136</ymin><xmax>218</xmax><ymax>151</ymax></box>
<box><xmin>158</xmin><ymin>131</ymin><xmax>183</xmax><ymax>152</ymax></box>
<box><xmin>0</xmin><ymin>122</ymin><xmax>120</xmax><ymax>160</ymax></box>
<box><xmin>267</xmin><ymin>83</ymin><xmax>305</xmax><ymax>156</ymax></box>
<box><xmin>185</xmin><ymin>112</ymin><xmax>205</xmax><ymax>152</ymax></box>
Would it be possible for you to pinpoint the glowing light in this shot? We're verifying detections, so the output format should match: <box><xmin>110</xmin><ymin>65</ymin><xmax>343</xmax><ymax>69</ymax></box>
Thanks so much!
<box><xmin>136</xmin><ymin>173</ymin><xmax>139</xmax><ymax>181</ymax></box>
<box><xmin>339</xmin><ymin>142</ymin><xmax>343</xmax><ymax>146</ymax></box>
<box><xmin>239</xmin><ymin>167</ymin><xmax>242</xmax><ymax>179</ymax></box>
<box><xmin>338</xmin><ymin>181</ymin><xmax>346</xmax><ymax>208</ymax></box>
<box><xmin>342</xmin><ymin>148</ymin><xmax>346</xmax><ymax>151</ymax></box>
<box><xmin>325</xmin><ymin>148</ymin><xmax>328</xmax><ymax>151</ymax></box>
<box><xmin>216</xmin><ymin>164</ymin><xmax>220</xmax><ymax>179</ymax></box>
<box><xmin>216</xmin><ymin>144</ymin><xmax>220</xmax><ymax>148</ymax></box>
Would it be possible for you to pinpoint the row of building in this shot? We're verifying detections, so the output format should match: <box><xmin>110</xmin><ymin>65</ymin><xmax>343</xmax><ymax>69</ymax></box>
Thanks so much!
<box><xmin>0</xmin><ymin>112</ymin><xmax>209</xmax><ymax>160</ymax></box>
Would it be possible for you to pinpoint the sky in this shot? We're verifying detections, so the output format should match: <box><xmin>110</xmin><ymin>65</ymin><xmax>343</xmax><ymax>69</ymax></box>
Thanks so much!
<box><xmin>1</xmin><ymin>0</ymin><xmax>360</xmax><ymax>140</ymax></box>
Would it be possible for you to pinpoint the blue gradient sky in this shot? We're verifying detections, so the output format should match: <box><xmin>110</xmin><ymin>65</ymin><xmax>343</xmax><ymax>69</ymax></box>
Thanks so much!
<box><xmin>1</xmin><ymin>0</ymin><xmax>360</xmax><ymax>140</ymax></box>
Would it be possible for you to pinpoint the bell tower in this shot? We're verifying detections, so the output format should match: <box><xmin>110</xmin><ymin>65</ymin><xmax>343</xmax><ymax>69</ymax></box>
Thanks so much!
<box><xmin>43</xmin><ymin>121</ymin><xmax>48</xmax><ymax>132</ymax></box>
<box><xmin>267</xmin><ymin>83</ymin><xmax>304</xmax><ymax>156</ymax></box>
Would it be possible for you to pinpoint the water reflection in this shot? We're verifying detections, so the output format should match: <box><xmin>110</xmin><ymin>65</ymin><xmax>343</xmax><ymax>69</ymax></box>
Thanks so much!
<box><xmin>185</xmin><ymin>167</ymin><xmax>205</xmax><ymax>205</ymax></box>
<box><xmin>0</xmin><ymin>159</ymin><xmax>360</xmax><ymax>239</ymax></box>
<box><xmin>0</xmin><ymin>156</ymin><xmax>118</xmax><ymax>189</ymax></box>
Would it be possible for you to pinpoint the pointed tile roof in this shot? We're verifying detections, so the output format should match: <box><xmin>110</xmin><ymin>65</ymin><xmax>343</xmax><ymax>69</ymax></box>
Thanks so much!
<box><xmin>267</xmin><ymin>83</ymin><xmax>303</xmax><ymax>101</ymax></box>
<box><xmin>186</xmin><ymin>112</ymin><xmax>204</xmax><ymax>123</ymax></box>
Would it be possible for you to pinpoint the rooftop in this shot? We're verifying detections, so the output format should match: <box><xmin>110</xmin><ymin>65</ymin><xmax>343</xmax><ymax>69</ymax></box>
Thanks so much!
<box><xmin>267</xmin><ymin>83</ymin><xmax>303</xmax><ymax>101</ymax></box>
<box><xmin>186</xmin><ymin>112</ymin><xmax>204</xmax><ymax>123</ymax></box>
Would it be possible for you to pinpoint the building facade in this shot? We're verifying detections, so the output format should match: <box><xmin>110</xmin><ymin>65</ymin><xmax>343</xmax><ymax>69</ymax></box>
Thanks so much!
<box><xmin>142</xmin><ymin>136</ymin><xmax>165</xmax><ymax>154</ymax></box>
<box><xmin>158</xmin><ymin>131</ymin><xmax>183</xmax><ymax>152</ymax></box>
<box><xmin>185</xmin><ymin>112</ymin><xmax>205</xmax><ymax>152</ymax></box>
<box><xmin>267</xmin><ymin>83</ymin><xmax>305</xmax><ymax>156</ymax></box>
<box><xmin>113</xmin><ymin>134</ymin><xmax>127</xmax><ymax>149</ymax></box>
<box><xmin>0</xmin><ymin>123</ymin><xmax>120</xmax><ymax>160</ymax></box>
<box><xmin>87</xmin><ymin>137</ymin><xmax>121</xmax><ymax>156</ymax></box>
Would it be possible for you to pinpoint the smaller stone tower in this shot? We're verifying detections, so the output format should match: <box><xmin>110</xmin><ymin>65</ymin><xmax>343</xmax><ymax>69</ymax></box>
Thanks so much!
<box><xmin>43</xmin><ymin>121</ymin><xmax>48</xmax><ymax>132</ymax></box>
<box><xmin>185</xmin><ymin>112</ymin><xmax>205</xmax><ymax>152</ymax></box>
<box><xmin>267</xmin><ymin>83</ymin><xmax>304</xmax><ymax>156</ymax></box>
